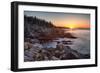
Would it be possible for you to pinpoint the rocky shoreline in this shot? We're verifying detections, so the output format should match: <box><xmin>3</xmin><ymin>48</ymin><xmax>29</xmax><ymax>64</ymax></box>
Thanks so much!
<box><xmin>24</xmin><ymin>41</ymin><xmax>90</xmax><ymax>62</ymax></box>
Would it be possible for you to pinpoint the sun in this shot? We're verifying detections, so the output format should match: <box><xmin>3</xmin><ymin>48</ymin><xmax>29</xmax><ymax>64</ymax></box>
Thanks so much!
<box><xmin>65</xmin><ymin>24</ymin><xmax>76</xmax><ymax>29</ymax></box>
<box><xmin>69</xmin><ymin>25</ymin><xmax>74</xmax><ymax>29</ymax></box>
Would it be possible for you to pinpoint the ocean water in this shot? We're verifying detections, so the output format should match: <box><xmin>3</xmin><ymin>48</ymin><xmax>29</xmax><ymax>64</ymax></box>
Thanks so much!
<box><xmin>67</xmin><ymin>29</ymin><xmax>90</xmax><ymax>54</ymax></box>
<box><xmin>42</xmin><ymin>29</ymin><xmax>90</xmax><ymax>55</ymax></box>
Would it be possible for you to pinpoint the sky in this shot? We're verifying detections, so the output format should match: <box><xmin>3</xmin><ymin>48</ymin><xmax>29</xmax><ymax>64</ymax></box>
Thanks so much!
<box><xmin>24</xmin><ymin>11</ymin><xmax>90</xmax><ymax>29</ymax></box>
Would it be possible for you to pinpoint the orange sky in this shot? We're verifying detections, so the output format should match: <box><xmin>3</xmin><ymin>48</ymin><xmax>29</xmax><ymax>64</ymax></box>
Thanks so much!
<box><xmin>53</xmin><ymin>17</ymin><xmax>90</xmax><ymax>29</ymax></box>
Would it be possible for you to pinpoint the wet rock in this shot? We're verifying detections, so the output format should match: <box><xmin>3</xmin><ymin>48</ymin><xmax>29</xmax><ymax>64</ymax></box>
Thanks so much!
<box><xmin>24</xmin><ymin>42</ymin><xmax>85</xmax><ymax>62</ymax></box>
<box><xmin>24</xmin><ymin>55</ymin><xmax>34</xmax><ymax>62</ymax></box>
<box><xmin>51</xmin><ymin>56</ymin><xmax>60</xmax><ymax>60</ymax></box>
<box><xmin>66</xmin><ymin>53</ymin><xmax>79</xmax><ymax>59</ymax></box>
<box><xmin>62</xmin><ymin>40</ymin><xmax>73</xmax><ymax>45</ymax></box>
<box><xmin>24</xmin><ymin>42</ymin><xmax>33</xmax><ymax>50</ymax></box>
<box><xmin>63</xmin><ymin>33</ymin><xmax>77</xmax><ymax>39</ymax></box>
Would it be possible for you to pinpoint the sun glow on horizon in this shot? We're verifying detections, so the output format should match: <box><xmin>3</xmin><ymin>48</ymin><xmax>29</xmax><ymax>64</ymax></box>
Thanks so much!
<box><xmin>65</xmin><ymin>24</ymin><xmax>77</xmax><ymax>29</ymax></box>
<box><xmin>64</xmin><ymin>23</ymin><xmax>90</xmax><ymax>29</ymax></box>
<box><xmin>64</xmin><ymin>21</ymin><xmax>79</xmax><ymax>29</ymax></box>
<box><xmin>53</xmin><ymin>16</ymin><xmax>90</xmax><ymax>29</ymax></box>
<box><xmin>63</xmin><ymin>19</ymin><xmax>90</xmax><ymax>29</ymax></box>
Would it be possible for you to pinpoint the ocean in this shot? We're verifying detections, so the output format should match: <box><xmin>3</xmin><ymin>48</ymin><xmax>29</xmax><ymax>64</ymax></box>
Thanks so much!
<box><xmin>42</xmin><ymin>29</ymin><xmax>90</xmax><ymax>55</ymax></box>
<box><xmin>67</xmin><ymin>29</ymin><xmax>90</xmax><ymax>54</ymax></box>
